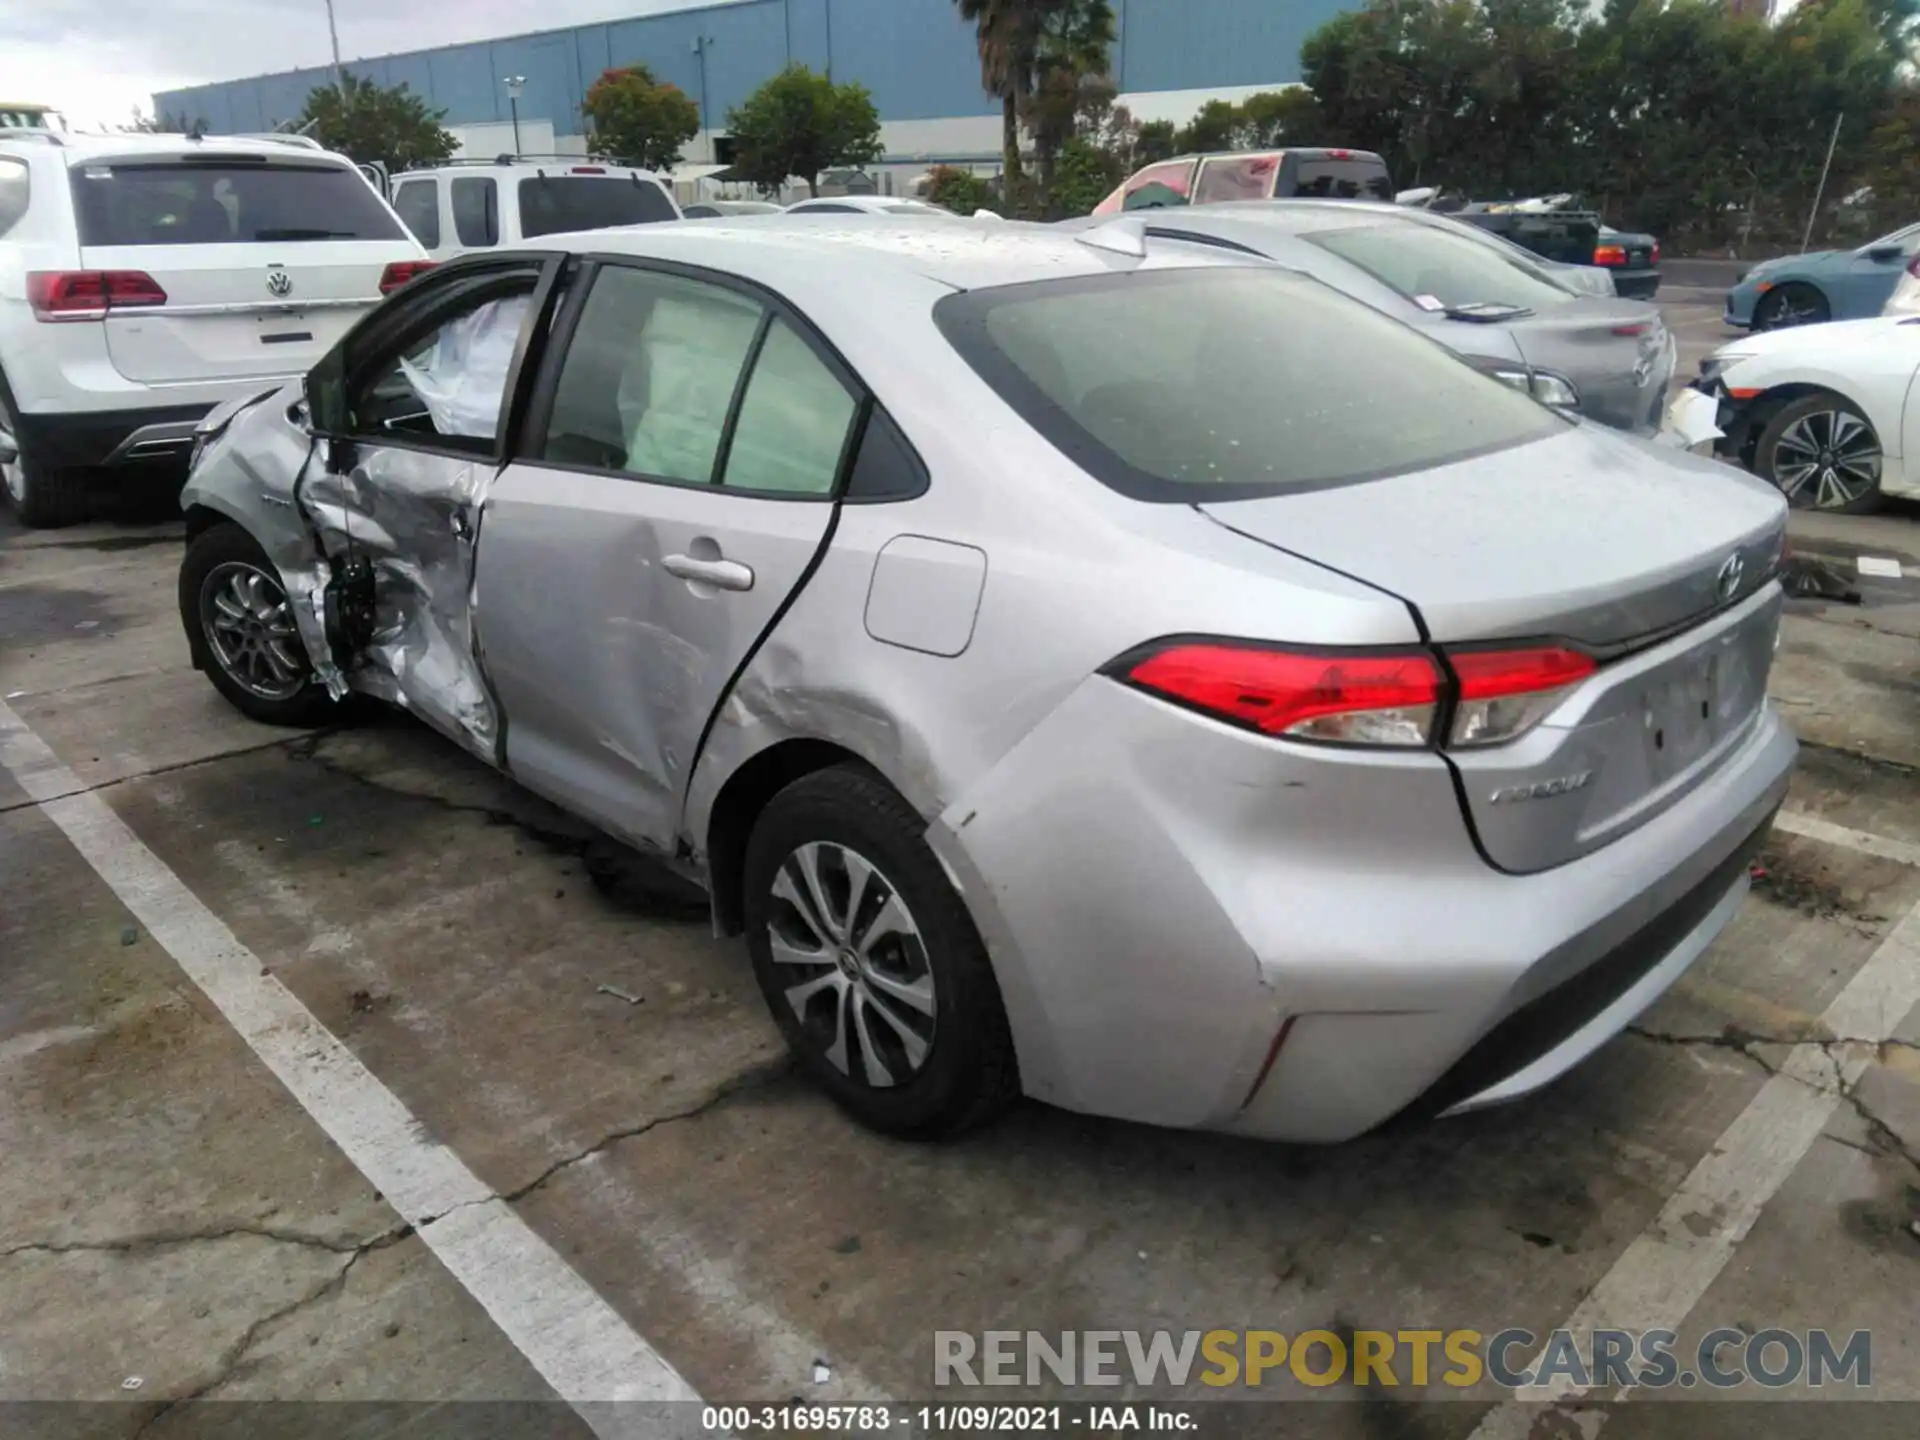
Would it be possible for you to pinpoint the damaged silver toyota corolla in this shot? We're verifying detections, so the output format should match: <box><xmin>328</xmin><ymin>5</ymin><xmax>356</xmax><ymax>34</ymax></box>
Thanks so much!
<box><xmin>179</xmin><ymin>216</ymin><xmax>1797</xmax><ymax>1142</ymax></box>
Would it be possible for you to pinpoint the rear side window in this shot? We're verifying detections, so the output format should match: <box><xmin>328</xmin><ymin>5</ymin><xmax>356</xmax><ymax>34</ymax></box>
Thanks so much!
<box><xmin>516</xmin><ymin>176</ymin><xmax>676</xmax><ymax>238</ymax></box>
<box><xmin>67</xmin><ymin>161</ymin><xmax>405</xmax><ymax>245</ymax></box>
<box><xmin>1193</xmin><ymin>155</ymin><xmax>1278</xmax><ymax>205</ymax></box>
<box><xmin>934</xmin><ymin>267</ymin><xmax>1558</xmax><ymax>502</ymax></box>
<box><xmin>0</xmin><ymin>157</ymin><xmax>27</xmax><ymax>238</ymax></box>
<box><xmin>539</xmin><ymin>264</ymin><xmax>855</xmax><ymax>495</ymax></box>
<box><xmin>392</xmin><ymin>179</ymin><xmax>440</xmax><ymax>248</ymax></box>
<box><xmin>451</xmin><ymin>178</ymin><xmax>498</xmax><ymax>247</ymax></box>
<box><xmin>1286</xmin><ymin>158</ymin><xmax>1393</xmax><ymax>201</ymax></box>
<box><xmin>791</xmin><ymin>203</ymin><xmax>858</xmax><ymax>214</ymax></box>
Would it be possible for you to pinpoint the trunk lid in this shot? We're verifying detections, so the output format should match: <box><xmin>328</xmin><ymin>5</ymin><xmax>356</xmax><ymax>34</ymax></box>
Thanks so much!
<box><xmin>69</xmin><ymin>152</ymin><xmax>419</xmax><ymax>383</ymax></box>
<box><xmin>1200</xmin><ymin>425</ymin><xmax>1788</xmax><ymax>872</ymax></box>
<box><xmin>1508</xmin><ymin>298</ymin><xmax>1673</xmax><ymax>433</ymax></box>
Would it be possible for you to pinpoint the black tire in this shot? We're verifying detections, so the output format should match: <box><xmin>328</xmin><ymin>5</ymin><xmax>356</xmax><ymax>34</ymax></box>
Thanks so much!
<box><xmin>1752</xmin><ymin>282</ymin><xmax>1829</xmax><ymax>332</ymax></box>
<box><xmin>0</xmin><ymin>376</ymin><xmax>89</xmax><ymax>528</ymax></box>
<box><xmin>1753</xmin><ymin>391</ymin><xmax>1883</xmax><ymax>515</ymax></box>
<box><xmin>179</xmin><ymin>522</ymin><xmax>340</xmax><ymax>725</ymax></box>
<box><xmin>743</xmin><ymin>765</ymin><xmax>1019</xmax><ymax>1139</ymax></box>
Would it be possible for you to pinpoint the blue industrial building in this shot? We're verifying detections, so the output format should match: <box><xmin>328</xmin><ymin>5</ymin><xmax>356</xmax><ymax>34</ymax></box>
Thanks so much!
<box><xmin>155</xmin><ymin>0</ymin><xmax>1349</xmax><ymax>167</ymax></box>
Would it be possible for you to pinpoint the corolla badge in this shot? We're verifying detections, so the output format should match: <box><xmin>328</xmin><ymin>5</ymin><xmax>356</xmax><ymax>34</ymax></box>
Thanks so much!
<box><xmin>1489</xmin><ymin>770</ymin><xmax>1594</xmax><ymax>804</ymax></box>
<box><xmin>266</xmin><ymin>267</ymin><xmax>293</xmax><ymax>297</ymax></box>
<box><xmin>1717</xmin><ymin>552</ymin><xmax>1744</xmax><ymax>602</ymax></box>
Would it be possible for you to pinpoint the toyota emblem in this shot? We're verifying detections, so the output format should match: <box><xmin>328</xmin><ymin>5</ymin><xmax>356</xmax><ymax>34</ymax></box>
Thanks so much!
<box><xmin>265</xmin><ymin>269</ymin><xmax>293</xmax><ymax>298</ymax></box>
<box><xmin>1717</xmin><ymin>552</ymin><xmax>1744</xmax><ymax>602</ymax></box>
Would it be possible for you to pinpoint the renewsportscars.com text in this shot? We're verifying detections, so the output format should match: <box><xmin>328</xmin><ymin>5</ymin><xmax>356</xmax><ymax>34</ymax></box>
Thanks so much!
<box><xmin>934</xmin><ymin>1328</ymin><xmax>1871</xmax><ymax>1391</ymax></box>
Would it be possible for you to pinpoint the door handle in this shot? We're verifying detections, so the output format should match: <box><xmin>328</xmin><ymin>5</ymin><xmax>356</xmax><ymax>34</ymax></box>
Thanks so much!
<box><xmin>663</xmin><ymin>553</ymin><xmax>755</xmax><ymax>591</ymax></box>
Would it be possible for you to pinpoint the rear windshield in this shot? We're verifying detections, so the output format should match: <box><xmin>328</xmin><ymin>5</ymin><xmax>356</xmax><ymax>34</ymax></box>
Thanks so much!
<box><xmin>934</xmin><ymin>267</ymin><xmax>1558</xmax><ymax>501</ymax></box>
<box><xmin>69</xmin><ymin>161</ymin><xmax>404</xmax><ymax>245</ymax></box>
<box><xmin>1288</xmin><ymin>158</ymin><xmax>1393</xmax><ymax>200</ymax></box>
<box><xmin>1306</xmin><ymin>223</ymin><xmax>1575</xmax><ymax>312</ymax></box>
<box><xmin>516</xmin><ymin>176</ymin><xmax>676</xmax><ymax>238</ymax></box>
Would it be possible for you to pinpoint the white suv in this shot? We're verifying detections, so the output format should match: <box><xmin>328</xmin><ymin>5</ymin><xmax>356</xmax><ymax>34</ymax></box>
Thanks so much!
<box><xmin>0</xmin><ymin>130</ymin><xmax>430</xmax><ymax>526</ymax></box>
<box><xmin>388</xmin><ymin>158</ymin><xmax>680</xmax><ymax>262</ymax></box>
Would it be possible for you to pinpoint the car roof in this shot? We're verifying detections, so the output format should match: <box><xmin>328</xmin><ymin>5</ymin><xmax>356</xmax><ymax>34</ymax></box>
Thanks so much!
<box><xmin>1167</xmin><ymin>199</ymin><xmax>1417</xmax><ymax>236</ymax></box>
<box><xmin>0</xmin><ymin>131</ymin><xmax>362</xmax><ymax>168</ymax></box>
<box><xmin>515</xmin><ymin>214</ymin><xmax>1251</xmax><ymax>293</ymax></box>
<box><xmin>399</xmin><ymin>159</ymin><xmax>666</xmax><ymax>180</ymax></box>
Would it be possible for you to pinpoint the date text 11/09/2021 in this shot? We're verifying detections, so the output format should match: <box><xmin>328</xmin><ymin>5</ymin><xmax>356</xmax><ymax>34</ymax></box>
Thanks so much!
<box><xmin>702</xmin><ymin>1407</ymin><xmax>1194</xmax><ymax>1433</ymax></box>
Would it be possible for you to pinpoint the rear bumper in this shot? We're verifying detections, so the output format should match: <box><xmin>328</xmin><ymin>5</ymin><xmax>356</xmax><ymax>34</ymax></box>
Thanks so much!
<box><xmin>928</xmin><ymin>674</ymin><xmax>1797</xmax><ymax>1143</ymax></box>
<box><xmin>1613</xmin><ymin>269</ymin><xmax>1660</xmax><ymax>300</ymax></box>
<box><xmin>14</xmin><ymin>404</ymin><xmax>213</xmax><ymax>470</ymax></box>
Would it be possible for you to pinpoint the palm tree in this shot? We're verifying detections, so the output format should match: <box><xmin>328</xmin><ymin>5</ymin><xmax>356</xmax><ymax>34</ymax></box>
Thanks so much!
<box><xmin>955</xmin><ymin>0</ymin><xmax>1051</xmax><ymax>210</ymax></box>
<box><xmin>1024</xmin><ymin>1</ymin><xmax>1117</xmax><ymax>209</ymax></box>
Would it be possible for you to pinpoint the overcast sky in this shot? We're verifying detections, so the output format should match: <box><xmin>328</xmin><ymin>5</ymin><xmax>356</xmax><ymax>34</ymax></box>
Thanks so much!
<box><xmin>1</xmin><ymin>0</ymin><xmax>718</xmax><ymax>127</ymax></box>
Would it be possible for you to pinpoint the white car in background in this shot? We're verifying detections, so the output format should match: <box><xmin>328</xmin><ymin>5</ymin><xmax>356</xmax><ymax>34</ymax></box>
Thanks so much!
<box><xmin>1671</xmin><ymin>316</ymin><xmax>1920</xmax><ymax>513</ymax></box>
<box><xmin>783</xmin><ymin>195</ymin><xmax>955</xmax><ymax>217</ymax></box>
<box><xmin>388</xmin><ymin>159</ymin><xmax>680</xmax><ymax>261</ymax></box>
<box><xmin>0</xmin><ymin>129</ymin><xmax>429</xmax><ymax>527</ymax></box>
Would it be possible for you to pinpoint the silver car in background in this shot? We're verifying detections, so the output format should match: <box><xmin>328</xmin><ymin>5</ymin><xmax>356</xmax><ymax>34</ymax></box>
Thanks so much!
<box><xmin>1115</xmin><ymin>200</ymin><xmax>1675</xmax><ymax>433</ymax></box>
<box><xmin>178</xmin><ymin>219</ymin><xmax>1793</xmax><ymax>1144</ymax></box>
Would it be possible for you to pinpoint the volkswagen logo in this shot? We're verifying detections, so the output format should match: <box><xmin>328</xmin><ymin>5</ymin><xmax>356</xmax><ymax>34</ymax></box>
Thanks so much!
<box><xmin>265</xmin><ymin>268</ymin><xmax>293</xmax><ymax>298</ymax></box>
<box><xmin>1717</xmin><ymin>552</ymin><xmax>1744</xmax><ymax>602</ymax></box>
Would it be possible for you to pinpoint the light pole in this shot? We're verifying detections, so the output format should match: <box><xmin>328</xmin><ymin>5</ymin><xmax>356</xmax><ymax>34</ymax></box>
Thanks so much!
<box><xmin>691</xmin><ymin>37</ymin><xmax>714</xmax><ymax>162</ymax></box>
<box><xmin>504</xmin><ymin>76</ymin><xmax>526</xmax><ymax>156</ymax></box>
<box><xmin>323</xmin><ymin>0</ymin><xmax>345</xmax><ymax>95</ymax></box>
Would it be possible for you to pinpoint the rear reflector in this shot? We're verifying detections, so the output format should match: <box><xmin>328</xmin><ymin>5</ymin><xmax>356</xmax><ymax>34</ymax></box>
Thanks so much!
<box><xmin>378</xmin><ymin>259</ymin><xmax>438</xmax><ymax>294</ymax></box>
<box><xmin>1593</xmin><ymin>245</ymin><xmax>1629</xmax><ymax>266</ymax></box>
<box><xmin>27</xmin><ymin>270</ymin><xmax>167</xmax><ymax>322</ymax></box>
<box><xmin>1446</xmin><ymin>645</ymin><xmax>1597</xmax><ymax>747</ymax></box>
<box><xmin>1121</xmin><ymin>643</ymin><xmax>1444</xmax><ymax>748</ymax></box>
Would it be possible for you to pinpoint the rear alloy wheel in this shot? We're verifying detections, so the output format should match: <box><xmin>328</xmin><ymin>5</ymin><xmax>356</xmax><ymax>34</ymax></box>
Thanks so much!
<box><xmin>0</xmin><ymin>386</ymin><xmax>89</xmax><ymax>528</ymax></box>
<box><xmin>1755</xmin><ymin>392</ymin><xmax>1883</xmax><ymax>514</ymax></box>
<box><xmin>1752</xmin><ymin>282</ymin><xmax>1829</xmax><ymax>332</ymax></box>
<box><xmin>743</xmin><ymin>765</ymin><xmax>1018</xmax><ymax>1139</ymax></box>
<box><xmin>180</xmin><ymin>522</ymin><xmax>339</xmax><ymax>725</ymax></box>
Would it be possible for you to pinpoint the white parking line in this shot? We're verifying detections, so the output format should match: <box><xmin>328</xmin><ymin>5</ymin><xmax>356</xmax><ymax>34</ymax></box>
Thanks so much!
<box><xmin>1467</xmin><ymin>881</ymin><xmax>1920</xmax><ymax>1437</ymax></box>
<box><xmin>1774</xmin><ymin>809</ymin><xmax>1920</xmax><ymax>869</ymax></box>
<box><xmin>0</xmin><ymin>699</ymin><xmax>700</xmax><ymax>1434</ymax></box>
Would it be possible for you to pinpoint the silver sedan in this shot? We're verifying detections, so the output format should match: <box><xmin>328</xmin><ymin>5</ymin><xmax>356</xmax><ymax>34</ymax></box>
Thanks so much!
<box><xmin>177</xmin><ymin>217</ymin><xmax>1795</xmax><ymax>1142</ymax></box>
<box><xmin>1100</xmin><ymin>200</ymin><xmax>1675</xmax><ymax>433</ymax></box>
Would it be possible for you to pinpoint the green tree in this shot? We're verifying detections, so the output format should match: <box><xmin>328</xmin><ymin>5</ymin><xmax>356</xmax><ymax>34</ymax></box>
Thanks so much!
<box><xmin>726</xmin><ymin>64</ymin><xmax>883</xmax><ymax>197</ymax></box>
<box><xmin>581</xmin><ymin>64</ymin><xmax>700</xmax><ymax>172</ymax></box>
<box><xmin>1133</xmin><ymin>119</ymin><xmax>1177</xmax><ymax>164</ymax></box>
<box><xmin>925</xmin><ymin>164</ymin><xmax>994</xmax><ymax>213</ymax></box>
<box><xmin>1235</xmin><ymin>88</ymin><xmax>1324</xmax><ymax>148</ymax></box>
<box><xmin>957</xmin><ymin>0</ymin><xmax>1062</xmax><ymax>212</ymax></box>
<box><xmin>1173</xmin><ymin>98</ymin><xmax>1241</xmax><ymax>153</ymax></box>
<box><xmin>1050</xmin><ymin>136</ymin><xmax>1121</xmax><ymax>215</ymax></box>
<box><xmin>295</xmin><ymin>72</ymin><xmax>456</xmax><ymax>173</ymax></box>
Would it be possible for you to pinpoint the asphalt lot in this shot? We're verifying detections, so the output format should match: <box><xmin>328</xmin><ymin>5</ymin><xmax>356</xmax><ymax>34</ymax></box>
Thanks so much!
<box><xmin>2</xmin><ymin>288</ymin><xmax>1918</xmax><ymax>1439</ymax></box>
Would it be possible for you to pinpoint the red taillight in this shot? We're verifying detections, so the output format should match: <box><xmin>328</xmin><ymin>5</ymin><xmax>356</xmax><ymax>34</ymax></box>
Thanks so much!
<box><xmin>1122</xmin><ymin>643</ymin><xmax>1445</xmax><ymax>748</ymax></box>
<box><xmin>572</xmin><ymin>165</ymin><xmax>607</xmax><ymax>174</ymax></box>
<box><xmin>378</xmin><ymin>259</ymin><xmax>438</xmax><ymax>294</ymax></box>
<box><xmin>1117</xmin><ymin>640</ymin><xmax>1598</xmax><ymax>750</ymax></box>
<box><xmin>1650</xmin><ymin>241</ymin><xmax>1661</xmax><ymax>266</ymax></box>
<box><xmin>27</xmin><ymin>270</ymin><xmax>167</xmax><ymax>322</ymax></box>
<box><xmin>1446</xmin><ymin>645</ymin><xmax>1597</xmax><ymax>748</ymax></box>
<box><xmin>1611</xmin><ymin>322</ymin><xmax>1648</xmax><ymax>337</ymax></box>
<box><xmin>1327</xmin><ymin>148</ymin><xmax>1352</xmax><ymax>159</ymax></box>
<box><xmin>1593</xmin><ymin>244</ymin><xmax>1628</xmax><ymax>266</ymax></box>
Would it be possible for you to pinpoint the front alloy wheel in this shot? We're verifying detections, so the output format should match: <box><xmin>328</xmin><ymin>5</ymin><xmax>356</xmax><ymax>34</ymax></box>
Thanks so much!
<box><xmin>1757</xmin><ymin>394</ymin><xmax>1883</xmax><ymax>514</ymax></box>
<box><xmin>201</xmin><ymin>561</ymin><xmax>309</xmax><ymax>700</ymax></box>
<box><xmin>767</xmin><ymin>841</ymin><xmax>937</xmax><ymax>1089</ymax></box>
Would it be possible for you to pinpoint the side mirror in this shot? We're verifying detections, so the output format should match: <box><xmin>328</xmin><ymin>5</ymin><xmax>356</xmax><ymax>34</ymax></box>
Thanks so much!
<box><xmin>1868</xmin><ymin>244</ymin><xmax>1903</xmax><ymax>263</ymax></box>
<box><xmin>303</xmin><ymin>351</ymin><xmax>346</xmax><ymax>437</ymax></box>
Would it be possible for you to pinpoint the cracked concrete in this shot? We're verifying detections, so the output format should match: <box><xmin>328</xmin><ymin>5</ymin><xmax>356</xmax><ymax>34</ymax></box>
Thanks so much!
<box><xmin>5</xmin><ymin>359</ymin><xmax>1920</xmax><ymax>1419</ymax></box>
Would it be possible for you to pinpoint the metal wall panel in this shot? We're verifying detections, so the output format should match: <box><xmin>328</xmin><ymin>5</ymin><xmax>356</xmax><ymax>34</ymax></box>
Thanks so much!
<box><xmin>154</xmin><ymin>0</ymin><xmax>1347</xmax><ymax>143</ymax></box>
